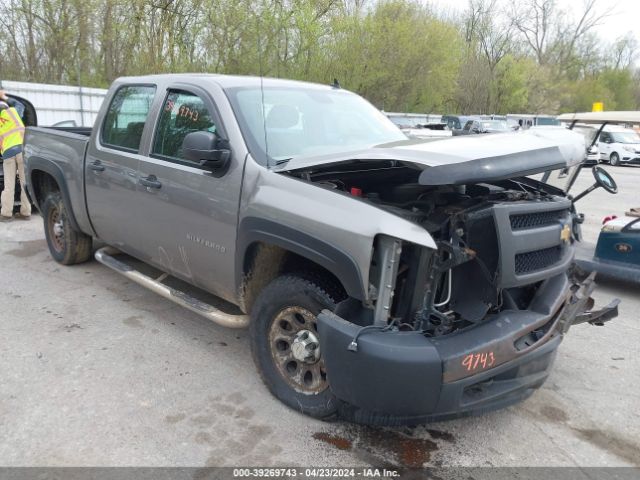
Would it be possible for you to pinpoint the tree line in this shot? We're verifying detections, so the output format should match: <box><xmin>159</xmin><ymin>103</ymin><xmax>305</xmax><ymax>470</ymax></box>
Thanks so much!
<box><xmin>0</xmin><ymin>0</ymin><xmax>638</xmax><ymax>114</ymax></box>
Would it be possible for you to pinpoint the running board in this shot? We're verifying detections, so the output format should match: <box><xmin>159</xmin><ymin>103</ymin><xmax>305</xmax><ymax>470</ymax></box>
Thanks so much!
<box><xmin>94</xmin><ymin>246</ymin><xmax>249</xmax><ymax>329</ymax></box>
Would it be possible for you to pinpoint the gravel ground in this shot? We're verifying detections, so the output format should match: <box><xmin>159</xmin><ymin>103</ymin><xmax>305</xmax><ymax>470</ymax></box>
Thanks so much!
<box><xmin>0</xmin><ymin>165</ymin><xmax>639</xmax><ymax>469</ymax></box>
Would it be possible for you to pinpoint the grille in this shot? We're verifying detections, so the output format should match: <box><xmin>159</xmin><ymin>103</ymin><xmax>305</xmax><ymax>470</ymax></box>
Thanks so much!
<box><xmin>515</xmin><ymin>246</ymin><xmax>562</xmax><ymax>275</ymax></box>
<box><xmin>510</xmin><ymin>209</ymin><xmax>568</xmax><ymax>230</ymax></box>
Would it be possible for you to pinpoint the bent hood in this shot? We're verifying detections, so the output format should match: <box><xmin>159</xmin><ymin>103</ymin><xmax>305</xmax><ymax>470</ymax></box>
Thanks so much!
<box><xmin>275</xmin><ymin>128</ymin><xmax>586</xmax><ymax>186</ymax></box>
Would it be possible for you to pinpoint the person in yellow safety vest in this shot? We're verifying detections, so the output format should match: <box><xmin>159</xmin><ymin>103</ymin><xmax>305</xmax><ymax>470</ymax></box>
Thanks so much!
<box><xmin>0</xmin><ymin>90</ymin><xmax>30</xmax><ymax>221</ymax></box>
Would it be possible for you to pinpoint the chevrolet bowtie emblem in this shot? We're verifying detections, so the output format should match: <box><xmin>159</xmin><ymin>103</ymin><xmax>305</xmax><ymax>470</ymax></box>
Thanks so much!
<box><xmin>560</xmin><ymin>224</ymin><xmax>571</xmax><ymax>243</ymax></box>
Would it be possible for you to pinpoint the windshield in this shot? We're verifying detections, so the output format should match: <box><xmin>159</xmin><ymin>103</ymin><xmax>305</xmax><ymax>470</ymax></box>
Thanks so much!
<box><xmin>535</xmin><ymin>165</ymin><xmax>581</xmax><ymax>192</ymax></box>
<box><xmin>226</xmin><ymin>86</ymin><xmax>406</xmax><ymax>165</ymax></box>
<box><xmin>611</xmin><ymin>131</ymin><xmax>640</xmax><ymax>143</ymax></box>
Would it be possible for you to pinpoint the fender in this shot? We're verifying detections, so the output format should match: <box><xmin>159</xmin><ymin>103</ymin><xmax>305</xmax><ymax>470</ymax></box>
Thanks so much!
<box><xmin>26</xmin><ymin>156</ymin><xmax>82</xmax><ymax>233</ymax></box>
<box><xmin>237</xmin><ymin>217</ymin><xmax>365</xmax><ymax>300</ymax></box>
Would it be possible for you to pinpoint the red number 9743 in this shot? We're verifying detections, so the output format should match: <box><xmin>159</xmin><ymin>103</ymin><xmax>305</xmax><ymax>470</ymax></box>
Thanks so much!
<box><xmin>461</xmin><ymin>351</ymin><xmax>496</xmax><ymax>372</ymax></box>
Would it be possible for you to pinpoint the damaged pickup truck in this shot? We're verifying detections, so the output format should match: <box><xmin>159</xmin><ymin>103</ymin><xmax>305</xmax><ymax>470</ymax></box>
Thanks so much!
<box><xmin>23</xmin><ymin>74</ymin><xmax>618</xmax><ymax>424</ymax></box>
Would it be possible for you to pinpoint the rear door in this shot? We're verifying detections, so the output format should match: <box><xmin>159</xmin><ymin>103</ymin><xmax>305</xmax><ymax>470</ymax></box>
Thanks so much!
<box><xmin>85</xmin><ymin>84</ymin><xmax>156</xmax><ymax>256</ymax></box>
<box><xmin>134</xmin><ymin>85</ymin><xmax>243</xmax><ymax>303</ymax></box>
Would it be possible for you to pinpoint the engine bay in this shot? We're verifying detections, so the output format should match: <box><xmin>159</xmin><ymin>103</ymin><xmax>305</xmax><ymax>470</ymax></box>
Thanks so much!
<box><xmin>289</xmin><ymin>162</ymin><xmax>575</xmax><ymax>337</ymax></box>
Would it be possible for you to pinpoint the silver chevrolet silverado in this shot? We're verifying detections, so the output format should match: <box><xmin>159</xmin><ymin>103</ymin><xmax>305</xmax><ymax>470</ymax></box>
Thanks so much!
<box><xmin>23</xmin><ymin>74</ymin><xmax>619</xmax><ymax>424</ymax></box>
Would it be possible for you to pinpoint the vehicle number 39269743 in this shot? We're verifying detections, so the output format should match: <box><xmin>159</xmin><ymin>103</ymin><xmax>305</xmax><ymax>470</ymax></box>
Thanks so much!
<box><xmin>461</xmin><ymin>351</ymin><xmax>495</xmax><ymax>372</ymax></box>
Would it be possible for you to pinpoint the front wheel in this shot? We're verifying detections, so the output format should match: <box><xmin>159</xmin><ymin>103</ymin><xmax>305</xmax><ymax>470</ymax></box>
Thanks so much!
<box><xmin>250</xmin><ymin>275</ymin><xmax>341</xmax><ymax>419</ymax></box>
<box><xmin>42</xmin><ymin>191</ymin><xmax>92</xmax><ymax>265</ymax></box>
<box><xmin>610</xmin><ymin>152</ymin><xmax>621</xmax><ymax>166</ymax></box>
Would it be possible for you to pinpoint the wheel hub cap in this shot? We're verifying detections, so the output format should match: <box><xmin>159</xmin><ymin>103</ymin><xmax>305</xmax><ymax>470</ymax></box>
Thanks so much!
<box><xmin>53</xmin><ymin>219</ymin><xmax>64</xmax><ymax>237</ymax></box>
<box><xmin>291</xmin><ymin>330</ymin><xmax>321</xmax><ymax>364</ymax></box>
<box><xmin>48</xmin><ymin>207</ymin><xmax>65</xmax><ymax>252</ymax></box>
<box><xmin>268</xmin><ymin>306</ymin><xmax>329</xmax><ymax>394</ymax></box>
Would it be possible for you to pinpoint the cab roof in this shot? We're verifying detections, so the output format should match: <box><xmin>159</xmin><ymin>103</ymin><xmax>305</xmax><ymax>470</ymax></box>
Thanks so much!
<box><xmin>113</xmin><ymin>73</ymin><xmax>341</xmax><ymax>92</ymax></box>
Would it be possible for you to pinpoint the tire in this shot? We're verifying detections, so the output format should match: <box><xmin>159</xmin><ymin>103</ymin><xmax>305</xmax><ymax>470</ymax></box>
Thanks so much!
<box><xmin>610</xmin><ymin>152</ymin><xmax>620</xmax><ymax>166</ymax></box>
<box><xmin>42</xmin><ymin>191</ymin><xmax>92</xmax><ymax>265</ymax></box>
<box><xmin>250</xmin><ymin>274</ymin><xmax>341</xmax><ymax>419</ymax></box>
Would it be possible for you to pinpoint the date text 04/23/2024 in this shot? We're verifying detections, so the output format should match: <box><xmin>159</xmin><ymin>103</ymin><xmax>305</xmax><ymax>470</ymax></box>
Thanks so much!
<box><xmin>232</xmin><ymin>468</ymin><xmax>400</xmax><ymax>478</ymax></box>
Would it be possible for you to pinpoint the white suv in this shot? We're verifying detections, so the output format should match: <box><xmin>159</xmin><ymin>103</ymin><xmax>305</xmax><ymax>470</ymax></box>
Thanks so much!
<box><xmin>598</xmin><ymin>127</ymin><xmax>640</xmax><ymax>166</ymax></box>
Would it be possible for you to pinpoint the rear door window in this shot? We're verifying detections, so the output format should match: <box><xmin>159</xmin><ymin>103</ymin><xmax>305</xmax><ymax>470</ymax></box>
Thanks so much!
<box><xmin>101</xmin><ymin>85</ymin><xmax>156</xmax><ymax>152</ymax></box>
<box><xmin>152</xmin><ymin>90</ymin><xmax>217</xmax><ymax>164</ymax></box>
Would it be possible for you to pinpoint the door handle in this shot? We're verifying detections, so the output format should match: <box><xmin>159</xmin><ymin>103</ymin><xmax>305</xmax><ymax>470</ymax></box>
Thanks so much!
<box><xmin>139</xmin><ymin>175</ymin><xmax>162</xmax><ymax>189</ymax></box>
<box><xmin>89</xmin><ymin>160</ymin><xmax>105</xmax><ymax>172</ymax></box>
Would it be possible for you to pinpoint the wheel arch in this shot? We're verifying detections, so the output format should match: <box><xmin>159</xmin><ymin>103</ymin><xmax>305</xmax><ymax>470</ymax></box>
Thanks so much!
<box><xmin>27</xmin><ymin>157</ymin><xmax>81</xmax><ymax>231</ymax></box>
<box><xmin>236</xmin><ymin>217</ymin><xmax>365</xmax><ymax>313</ymax></box>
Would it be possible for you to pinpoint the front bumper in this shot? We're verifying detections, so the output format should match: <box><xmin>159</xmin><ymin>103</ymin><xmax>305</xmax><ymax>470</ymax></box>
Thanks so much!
<box><xmin>318</xmin><ymin>273</ymin><xmax>616</xmax><ymax>425</ymax></box>
<box><xmin>620</xmin><ymin>155</ymin><xmax>640</xmax><ymax>164</ymax></box>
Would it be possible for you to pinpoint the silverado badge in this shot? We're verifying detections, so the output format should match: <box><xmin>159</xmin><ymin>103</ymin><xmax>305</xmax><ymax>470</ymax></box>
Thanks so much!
<box><xmin>560</xmin><ymin>224</ymin><xmax>571</xmax><ymax>243</ymax></box>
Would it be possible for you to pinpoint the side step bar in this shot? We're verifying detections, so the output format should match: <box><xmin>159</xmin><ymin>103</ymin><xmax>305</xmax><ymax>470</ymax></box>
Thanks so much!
<box><xmin>94</xmin><ymin>246</ymin><xmax>249</xmax><ymax>329</ymax></box>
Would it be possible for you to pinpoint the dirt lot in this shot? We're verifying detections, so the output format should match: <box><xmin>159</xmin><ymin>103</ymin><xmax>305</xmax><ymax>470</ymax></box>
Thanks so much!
<box><xmin>1</xmin><ymin>166</ymin><xmax>639</xmax><ymax>469</ymax></box>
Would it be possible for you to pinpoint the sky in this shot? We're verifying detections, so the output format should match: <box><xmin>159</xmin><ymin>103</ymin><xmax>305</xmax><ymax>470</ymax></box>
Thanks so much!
<box><xmin>426</xmin><ymin>0</ymin><xmax>640</xmax><ymax>47</ymax></box>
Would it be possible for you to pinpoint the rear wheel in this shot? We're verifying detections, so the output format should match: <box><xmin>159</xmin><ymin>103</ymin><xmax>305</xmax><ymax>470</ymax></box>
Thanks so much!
<box><xmin>610</xmin><ymin>152</ymin><xmax>620</xmax><ymax>166</ymax></box>
<box><xmin>42</xmin><ymin>191</ymin><xmax>92</xmax><ymax>265</ymax></box>
<box><xmin>250</xmin><ymin>275</ymin><xmax>341</xmax><ymax>419</ymax></box>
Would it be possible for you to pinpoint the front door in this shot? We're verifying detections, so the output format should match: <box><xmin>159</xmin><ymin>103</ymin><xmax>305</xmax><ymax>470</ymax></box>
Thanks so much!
<box><xmin>135</xmin><ymin>87</ymin><xmax>242</xmax><ymax>303</ymax></box>
<box><xmin>598</xmin><ymin>132</ymin><xmax>612</xmax><ymax>160</ymax></box>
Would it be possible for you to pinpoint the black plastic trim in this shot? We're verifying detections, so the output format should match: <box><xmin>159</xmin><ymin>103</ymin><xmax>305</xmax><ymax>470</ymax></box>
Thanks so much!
<box><xmin>26</xmin><ymin>156</ymin><xmax>82</xmax><ymax>232</ymax></box>
<box><xmin>236</xmin><ymin>217</ymin><xmax>365</xmax><ymax>300</ymax></box>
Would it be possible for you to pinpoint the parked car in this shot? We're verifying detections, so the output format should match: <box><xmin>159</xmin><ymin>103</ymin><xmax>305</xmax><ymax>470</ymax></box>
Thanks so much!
<box><xmin>507</xmin><ymin>114</ymin><xmax>560</xmax><ymax>128</ymax></box>
<box><xmin>460</xmin><ymin>119</ymin><xmax>510</xmax><ymax>135</ymax></box>
<box><xmin>597</xmin><ymin>127</ymin><xmax>640</xmax><ymax>166</ymax></box>
<box><xmin>24</xmin><ymin>74</ymin><xmax>617</xmax><ymax>424</ymax></box>
<box><xmin>442</xmin><ymin>115</ymin><xmax>480</xmax><ymax>136</ymax></box>
<box><xmin>385</xmin><ymin>112</ymin><xmax>450</xmax><ymax>139</ymax></box>
<box><xmin>441</xmin><ymin>114</ymin><xmax>480</xmax><ymax>134</ymax></box>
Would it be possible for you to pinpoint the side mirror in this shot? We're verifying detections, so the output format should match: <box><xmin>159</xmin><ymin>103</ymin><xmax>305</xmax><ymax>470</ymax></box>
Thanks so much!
<box><xmin>572</xmin><ymin>166</ymin><xmax>618</xmax><ymax>203</ymax></box>
<box><xmin>592</xmin><ymin>166</ymin><xmax>618</xmax><ymax>193</ymax></box>
<box><xmin>182</xmin><ymin>131</ymin><xmax>231</xmax><ymax>173</ymax></box>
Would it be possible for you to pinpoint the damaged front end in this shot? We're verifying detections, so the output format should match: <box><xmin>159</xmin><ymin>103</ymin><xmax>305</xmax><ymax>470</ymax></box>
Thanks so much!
<box><xmin>280</xmin><ymin>132</ymin><xmax>619</xmax><ymax>424</ymax></box>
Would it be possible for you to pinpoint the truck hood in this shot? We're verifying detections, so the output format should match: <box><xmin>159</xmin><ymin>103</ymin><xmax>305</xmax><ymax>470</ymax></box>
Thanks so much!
<box><xmin>275</xmin><ymin>128</ymin><xmax>586</xmax><ymax>186</ymax></box>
